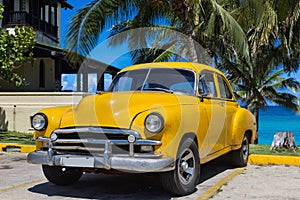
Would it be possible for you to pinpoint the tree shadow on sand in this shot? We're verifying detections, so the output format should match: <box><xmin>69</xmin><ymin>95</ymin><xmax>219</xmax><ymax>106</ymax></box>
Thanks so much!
<box><xmin>0</xmin><ymin>107</ymin><xmax>8</xmax><ymax>131</ymax></box>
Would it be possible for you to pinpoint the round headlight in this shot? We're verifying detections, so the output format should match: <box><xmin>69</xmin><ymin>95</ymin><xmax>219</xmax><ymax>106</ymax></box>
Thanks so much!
<box><xmin>32</xmin><ymin>113</ymin><xmax>48</xmax><ymax>131</ymax></box>
<box><xmin>145</xmin><ymin>113</ymin><xmax>164</xmax><ymax>133</ymax></box>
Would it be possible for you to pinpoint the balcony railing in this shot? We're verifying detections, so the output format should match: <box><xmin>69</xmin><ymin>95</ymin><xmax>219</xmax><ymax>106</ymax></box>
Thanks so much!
<box><xmin>3</xmin><ymin>11</ymin><xmax>58</xmax><ymax>38</ymax></box>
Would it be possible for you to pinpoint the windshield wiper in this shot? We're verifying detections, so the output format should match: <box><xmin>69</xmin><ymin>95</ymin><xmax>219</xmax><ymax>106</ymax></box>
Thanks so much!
<box><xmin>143</xmin><ymin>87</ymin><xmax>174</xmax><ymax>94</ymax></box>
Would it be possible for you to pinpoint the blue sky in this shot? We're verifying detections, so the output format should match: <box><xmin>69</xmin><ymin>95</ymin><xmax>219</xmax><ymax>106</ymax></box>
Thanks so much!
<box><xmin>61</xmin><ymin>0</ymin><xmax>91</xmax><ymax>48</ymax></box>
<box><xmin>61</xmin><ymin>0</ymin><xmax>132</xmax><ymax>69</ymax></box>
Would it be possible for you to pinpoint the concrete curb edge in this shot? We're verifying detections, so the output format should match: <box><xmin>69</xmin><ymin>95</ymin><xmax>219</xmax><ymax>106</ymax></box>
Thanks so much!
<box><xmin>197</xmin><ymin>167</ymin><xmax>246</xmax><ymax>200</ymax></box>
<box><xmin>248</xmin><ymin>154</ymin><xmax>300</xmax><ymax>166</ymax></box>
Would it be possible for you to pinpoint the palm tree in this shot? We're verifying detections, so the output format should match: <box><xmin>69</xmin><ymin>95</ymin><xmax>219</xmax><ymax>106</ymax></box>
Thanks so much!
<box><xmin>65</xmin><ymin>0</ymin><xmax>300</xmax><ymax>142</ymax></box>
<box><xmin>232</xmin><ymin>0</ymin><xmax>300</xmax><ymax>72</ymax></box>
<box><xmin>224</xmin><ymin>47</ymin><xmax>300</xmax><ymax>130</ymax></box>
<box><xmin>65</xmin><ymin>0</ymin><xmax>249</xmax><ymax>65</ymax></box>
<box><xmin>217</xmin><ymin>0</ymin><xmax>300</xmax><ymax>129</ymax></box>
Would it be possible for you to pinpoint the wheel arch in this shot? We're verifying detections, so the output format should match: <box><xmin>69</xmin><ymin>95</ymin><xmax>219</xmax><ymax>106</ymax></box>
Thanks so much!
<box><xmin>244</xmin><ymin>130</ymin><xmax>252</xmax><ymax>143</ymax></box>
<box><xmin>177</xmin><ymin>132</ymin><xmax>199</xmax><ymax>158</ymax></box>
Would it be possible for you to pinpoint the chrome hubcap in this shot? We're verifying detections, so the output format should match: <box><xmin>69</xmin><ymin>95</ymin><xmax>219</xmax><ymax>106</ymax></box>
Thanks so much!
<box><xmin>242</xmin><ymin>138</ymin><xmax>249</xmax><ymax>161</ymax></box>
<box><xmin>178</xmin><ymin>148</ymin><xmax>195</xmax><ymax>185</ymax></box>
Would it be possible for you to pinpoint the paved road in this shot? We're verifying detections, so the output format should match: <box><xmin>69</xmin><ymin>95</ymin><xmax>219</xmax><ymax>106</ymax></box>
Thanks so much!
<box><xmin>211</xmin><ymin>164</ymin><xmax>300</xmax><ymax>200</ymax></box>
<box><xmin>0</xmin><ymin>152</ymin><xmax>299</xmax><ymax>199</ymax></box>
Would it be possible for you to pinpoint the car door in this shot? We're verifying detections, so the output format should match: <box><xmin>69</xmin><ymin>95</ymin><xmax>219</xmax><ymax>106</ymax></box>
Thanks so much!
<box><xmin>198</xmin><ymin>70</ymin><xmax>226</xmax><ymax>155</ymax></box>
<box><xmin>216</xmin><ymin>74</ymin><xmax>239</xmax><ymax>147</ymax></box>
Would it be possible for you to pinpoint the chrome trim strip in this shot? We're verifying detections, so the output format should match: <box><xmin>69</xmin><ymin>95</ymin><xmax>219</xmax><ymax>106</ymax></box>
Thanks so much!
<box><xmin>37</xmin><ymin>137</ymin><xmax>162</xmax><ymax>146</ymax></box>
<box><xmin>52</xmin><ymin>146</ymin><xmax>105</xmax><ymax>152</ymax></box>
<box><xmin>53</xmin><ymin>127</ymin><xmax>141</xmax><ymax>139</ymax></box>
<box><xmin>134</xmin><ymin>140</ymin><xmax>162</xmax><ymax>145</ymax></box>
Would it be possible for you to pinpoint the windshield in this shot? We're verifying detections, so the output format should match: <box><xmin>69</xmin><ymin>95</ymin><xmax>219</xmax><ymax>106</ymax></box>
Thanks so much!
<box><xmin>109</xmin><ymin>68</ymin><xmax>196</xmax><ymax>95</ymax></box>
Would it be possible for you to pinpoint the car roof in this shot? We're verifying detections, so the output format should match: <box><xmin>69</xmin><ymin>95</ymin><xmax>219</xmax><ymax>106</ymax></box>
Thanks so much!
<box><xmin>119</xmin><ymin>62</ymin><xmax>223</xmax><ymax>75</ymax></box>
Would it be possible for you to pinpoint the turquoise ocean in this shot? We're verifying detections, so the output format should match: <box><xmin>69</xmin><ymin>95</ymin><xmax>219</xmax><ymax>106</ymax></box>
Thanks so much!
<box><xmin>258</xmin><ymin>106</ymin><xmax>300</xmax><ymax>145</ymax></box>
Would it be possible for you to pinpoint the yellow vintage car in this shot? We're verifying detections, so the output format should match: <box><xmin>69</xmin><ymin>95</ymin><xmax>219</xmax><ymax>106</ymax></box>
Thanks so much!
<box><xmin>27</xmin><ymin>62</ymin><xmax>257</xmax><ymax>195</ymax></box>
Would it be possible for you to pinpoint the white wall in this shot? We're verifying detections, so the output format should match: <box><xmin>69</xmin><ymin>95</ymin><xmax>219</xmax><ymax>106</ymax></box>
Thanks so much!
<box><xmin>57</xmin><ymin>2</ymin><xmax>61</xmax><ymax>45</ymax></box>
<box><xmin>0</xmin><ymin>92</ymin><xmax>87</xmax><ymax>132</ymax></box>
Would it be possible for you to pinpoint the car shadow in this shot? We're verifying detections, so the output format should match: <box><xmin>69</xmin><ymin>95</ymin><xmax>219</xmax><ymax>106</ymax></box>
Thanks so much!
<box><xmin>199</xmin><ymin>153</ymin><xmax>236</xmax><ymax>184</ymax></box>
<box><xmin>28</xmin><ymin>154</ymin><xmax>236</xmax><ymax>200</ymax></box>
<box><xmin>29</xmin><ymin>172</ymin><xmax>171</xmax><ymax>200</ymax></box>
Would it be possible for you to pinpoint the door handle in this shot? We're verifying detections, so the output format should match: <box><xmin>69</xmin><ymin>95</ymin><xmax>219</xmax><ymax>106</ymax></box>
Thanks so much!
<box><xmin>218</xmin><ymin>102</ymin><xmax>225</xmax><ymax>107</ymax></box>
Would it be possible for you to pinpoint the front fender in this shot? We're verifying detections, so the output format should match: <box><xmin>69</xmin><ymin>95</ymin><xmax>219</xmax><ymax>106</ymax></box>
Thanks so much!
<box><xmin>34</xmin><ymin>106</ymin><xmax>73</xmax><ymax>149</ymax></box>
<box><xmin>130</xmin><ymin>104</ymin><xmax>200</xmax><ymax>160</ymax></box>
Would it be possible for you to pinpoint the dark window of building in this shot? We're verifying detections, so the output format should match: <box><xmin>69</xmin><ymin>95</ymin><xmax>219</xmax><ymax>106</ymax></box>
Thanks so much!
<box><xmin>20</xmin><ymin>0</ymin><xmax>26</xmax><ymax>11</ymax></box>
<box><xmin>39</xmin><ymin>60</ymin><xmax>45</xmax><ymax>88</ymax></box>
<box><xmin>3</xmin><ymin>0</ymin><xmax>14</xmax><ymax>12</ymax></box>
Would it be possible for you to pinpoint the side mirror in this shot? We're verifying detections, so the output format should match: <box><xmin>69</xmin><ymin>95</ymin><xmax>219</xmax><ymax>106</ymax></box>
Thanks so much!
<box><xmin>199</xmin><ymin>93</ymin><xmax>212</xmax><ymax>102</ymax></box>
<box><xmin>199</xmin><ymin>94</ymin><xmax>205</xmax><ymax>102</ymax></box>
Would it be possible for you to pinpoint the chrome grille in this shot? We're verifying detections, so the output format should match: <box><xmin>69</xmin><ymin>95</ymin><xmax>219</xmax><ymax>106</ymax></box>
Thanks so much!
<box><xmin>40</xmin><ymin>127</ymin><xmax>162</xmax><ymax>158</ymax></box>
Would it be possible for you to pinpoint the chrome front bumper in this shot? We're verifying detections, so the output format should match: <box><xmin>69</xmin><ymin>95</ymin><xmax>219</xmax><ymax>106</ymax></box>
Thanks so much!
<box><xmin>27</xmin><ymin>151</ymin><xmax>174</xmax><ymax>172</ymax></box>
<box><xmin>27</xmin><ymin>131</ymin><xmax>175</xmax><ymax>172</ymax></box>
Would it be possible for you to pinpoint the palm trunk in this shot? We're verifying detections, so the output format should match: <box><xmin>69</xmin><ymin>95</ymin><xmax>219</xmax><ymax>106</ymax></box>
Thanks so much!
<box><xmin>252</xmin><ymin>108</ymin><xmax>259</xmax><ymax>133</ymax></box>
<box><xmin>169</xmin><ymin>0</ymin><xmax>199</xmax><ymax>62</ymax></box>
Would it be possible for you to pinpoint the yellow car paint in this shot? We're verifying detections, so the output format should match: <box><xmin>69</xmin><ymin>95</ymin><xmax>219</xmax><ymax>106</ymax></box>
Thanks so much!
<box><xmin>33</xmin><ymin>62</ymin><xmax>256</xmax><ymax>165</ymax></box>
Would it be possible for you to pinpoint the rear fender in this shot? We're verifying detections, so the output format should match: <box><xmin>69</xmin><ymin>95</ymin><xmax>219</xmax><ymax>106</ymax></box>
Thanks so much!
<box><xmin>231</xmin><ymin>108</ymin><xmax>257</xmax><ymax>149</ymax></box>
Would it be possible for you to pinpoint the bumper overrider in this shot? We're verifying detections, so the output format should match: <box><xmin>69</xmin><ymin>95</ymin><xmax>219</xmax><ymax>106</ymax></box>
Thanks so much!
<box><xmin>27</xmin><ymin>127</ymin><xmax>175</xmax><ymax>172</ymax></box>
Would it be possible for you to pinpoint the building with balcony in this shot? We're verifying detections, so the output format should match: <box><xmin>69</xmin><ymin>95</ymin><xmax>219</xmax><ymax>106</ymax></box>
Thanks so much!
<box><xmin>2</xmin><ymin>0</ymin><xmax>72</xmax><ymax>46</ymax></box>
<box><xmin>0</xmin><ymin>0</ymin><xmax>74</xmax><ymax>92</ymax></box>
<box><xmin>0</xmin><ymin>0</ymin><xmax>119</xmax><ymax>92</ymax></box>
<box><xmin>0</xmin><ymin>0</ymin><xmax>120</xmax><ymax>132</ymax></box>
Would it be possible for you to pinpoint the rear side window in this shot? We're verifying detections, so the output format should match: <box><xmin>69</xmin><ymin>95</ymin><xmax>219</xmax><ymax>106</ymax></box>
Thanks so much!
<box><xmin>217</xmin><ymin>75</ymin><xmax>233</xmax><ymax>99</ymax></box>
<box><xmin>199</xmin><ymin>71</ymin><xmax>217</xmax><ymax>97</ymax></box>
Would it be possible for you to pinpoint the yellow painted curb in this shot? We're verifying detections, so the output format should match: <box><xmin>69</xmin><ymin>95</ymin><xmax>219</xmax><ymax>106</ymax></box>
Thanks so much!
<box><xmin>249</xmin><ymin>154</ymin><xmax>300</xmax><ymax>166</ymax></box>
<box><xmin>0</xmin><ymin>143</ymin><xmax>36</xmax><ymax>153</ymax></box>
<box><xmin>197</xmin><ymin>167</ymin><xmax>246</xmax><ymax>200</ymax></box>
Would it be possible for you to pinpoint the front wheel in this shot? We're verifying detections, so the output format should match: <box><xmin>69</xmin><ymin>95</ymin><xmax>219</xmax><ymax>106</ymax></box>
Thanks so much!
<box><xmin>160</xmin><ymin>138</ymin><xmax>200</xmax><ymax>196</ymax></box>
<box><xmin>42</xmin><ymin>165</ymin><xmax>83</xmax><ymax>185</ymax></box>
<box><xmin>231</xmin><ymin>133</ymin><xmax>250</xmax><ymax>167</ymax></box>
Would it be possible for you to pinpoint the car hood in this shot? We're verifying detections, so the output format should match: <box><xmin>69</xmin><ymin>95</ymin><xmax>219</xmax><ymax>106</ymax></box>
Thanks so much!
<box><xmin>59</xmin><ymin>92</ymin><xmax>197</xmax><ymax>129</ymax></box>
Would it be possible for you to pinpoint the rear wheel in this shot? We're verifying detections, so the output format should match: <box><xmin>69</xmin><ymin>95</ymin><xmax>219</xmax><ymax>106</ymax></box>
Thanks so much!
<box><xmin>231</xmin><ymin>133</ymin><xmax>250</xmax><ymax>167</ymax></box>
<box><xmin>160</xmin><ymin>138</ymin><xmax>200</xmax><ymax>196</ymax></box>
<box><xmin>42</xmin><ymin>165</ymin><xmax>83</xmax><ymax>185</ymax></box>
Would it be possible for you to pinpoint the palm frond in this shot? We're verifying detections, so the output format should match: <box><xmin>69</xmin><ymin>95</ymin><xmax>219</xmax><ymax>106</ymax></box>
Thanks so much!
<box><xmin>65</xmin><ymin>0</ymin><xmax>136</xmax><ymax>64</ymax></box>
<box><xmin>153</xmin><ymin>43</ymin><xmax>178</xmax><ymax>62</ymax></box>
<box><xmin>269</xmin><ymin>93</ymin><xmax>300</xmax><ymax>112</ymax></box>
<box><xmin>210</xmin><ymin>0</ymin><xmax>250</xmax><ymax>62</ymax></box>
<box><xmin>261</xmin><ymin>69</ymin><xmax>284</xmax><ymax>86</ymax></box>
<box><xmin>288</xmin><ymin>1</ymin><xmax>300</xmax><ymax>47</ymax></box>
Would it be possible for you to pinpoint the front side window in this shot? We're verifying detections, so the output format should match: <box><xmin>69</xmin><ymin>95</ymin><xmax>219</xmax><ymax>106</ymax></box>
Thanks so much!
<box><xmin>109</xmin><ymin>68</ymin><xmax>196</xmax><ymax>95</ymax></box>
